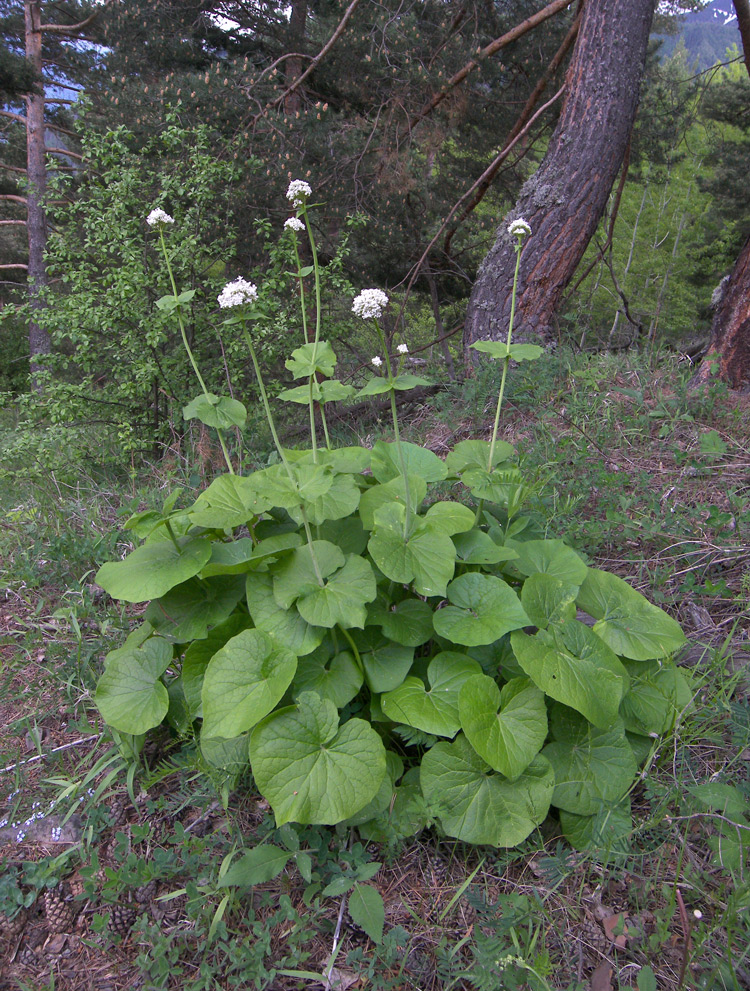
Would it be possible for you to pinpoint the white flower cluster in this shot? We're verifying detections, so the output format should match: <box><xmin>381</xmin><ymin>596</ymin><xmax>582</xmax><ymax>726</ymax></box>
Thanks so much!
<box><xmin>507</xmin><ymin>218</ymin><xmax>531</xmax><ymax>238</ymax></box>
<box><xmin>218</xmin><ymin>277</ymin><xmax>259</xmax><ymax>309</ymax></box>
<box><xmin>146</xmin><ymin>208</ymin><xmax>174</xmax><ymax>227</ymax></box>
<box><xmin>371</xmin><ymin>356</ymin><xmax>383</xmax><ymax>367</ymax></box>
<box><xmin>352</xmin><ymin>288</ymin><xmax>389</xmax><ymax>320</ymax></box>
<box><xmin>286</xmin><ymin>180</ymin><xmax>312</xmax><ymax>208</ymax></box>
<box><xmin>397</xmin><ymin>343</ymin><xmax>408</xmax><ymax>354</ymax></box>
<box><xmin>284</xmin><ymin>217</ymin><xmax>305</xmax><ymax>232</ymax></box>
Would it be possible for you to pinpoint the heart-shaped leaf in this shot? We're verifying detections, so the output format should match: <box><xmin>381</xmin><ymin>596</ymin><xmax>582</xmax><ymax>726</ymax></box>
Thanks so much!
<box><xmin>285</xmin><ymin>341</ymin><xmax>337</xmax><ymax>379</ymax></box>
<box><xmin>95</xmin><ymin>536</ymin><xmax>212</xmax><ymax>603</ymax></box>
<box><xmin>144</xmin><ymin>576</ymin><xmax>245</xmax><ymax>642</ymax></box>
<box><xmin>377</xmin><ymin>598</ymin><xmax>434</xmax><ymax>647</ymax></box>
<box><xmin>382</xmin><ymin>653</ymin><xmax>482</xmax><ymax>737</ymax></box>
<box><xmin>511</xmin><ymin>624</ymin><xmax>627</xmax><ymax>729</ymax></box>
<box><xmin>470</xmin><ymin>341</ymin><xmax>543</xmax><ymax>362</ymax></box>
<box><xmin>201</xmin><ymin>629</ymin><xmax>297</xmax><ymax>739</ymax></box>
<box><xmin>433</xmin><ymin>573</ymin><xmax>530</xmax><ymax>646</ymax></box>
<box><xmin>360</xmin><ymin>641</ymin><xmax>414</xmax><ymax>693</ymax></box>
<box><xmin>619</xmin><ymin>660</ymin><xmax>691</xmax><ymax>735</ymax></box>
<box><xmin>459</xmin><ymin>675</ymin><xmax>547</xmax><ymax>779</ymax></box>
<box><xmin>420</xmin><ymin>735</ymin><xmax>554</xmax><ymax>847</ymax></box>
<box><xmin>445</xmin><ymin>439</ymin><xmax>514</xmax><ymax>473</ymax></box>
<box><xmin>576</xmin><ymin>569</ymin><xmax>686</xmax><ymax>660</ymax></box>
<box><xmin>370</xmin><ymin>441</ymin><xmax>447</xmax><ymax>484</ymax></box>
<box><xmin>273</xmin><ymin>541</ymin><xmax>345</xmax><ymax>610</ymax></box>
<box><xmin>368</xmin><ymin>503</ymin><xmax>456</xmax><ymax>598</ymax></box>
<box><xmin>183</xmin><ymin>393</ymin><xmax>247</xmax><ymax>429</ymax></box>
<box><xmin>559</xmin><ymin>798</ymin><xmax>632</xmax><ymax>853</ymax></box>
<box><xmin>250</xmin><ymin>692</ymin><xmax>387</xmax><ymax>825</ymax></box>
<box><xmin>296</xmin><ymin>554</ymin><xmax>377</xmax><ymax>629</ymax></box>
<box><xmin>508</xmin><ymin>539</ymin><xmax>588</xmax><ymax>585</ymax></box>
<box><xmin>96</xmin><ymin>637</ymin><xmax>172</xmax><ymax>734</ymax></box>
<box><xmin>182</xmin><ymin>613</ymin><xmax>253</xmax><ymax>718</ymax></box>
<box><xmin>452</xmin><ymin>530</ymin><xmax>519</xmax><ymax>565</ymax></box>
<box><xmin>189</xmin><ymin>474</ymin><xmax>272</xmax><ymax>529</ymax></box>
<box><xmin>246</xmin><ymin>571</ymin><xmax>324</xmax><ymax>656</ymax></box>
<box><xmin>288</xmin><ymin>473</ymin><xmax>361</xmax><ymax>526</ymax></box>
<box><xmin>520</xmin><ymin>573</ymin><xmax>578</xmax><ymax>629</ymax></box>
<box><xmin>359</xmin><ymin>475</ymin><xmax>427</xmax><ymax>530</ymax></box>
<box><xmin>293</xmin><ymin>645</ymin><xmax>363</xmax><ymax>708</ymax></box>
<box><xmin>542</xmin><ymin>710</ymin><xmax>636</xmax><ymax>815</ymax></box>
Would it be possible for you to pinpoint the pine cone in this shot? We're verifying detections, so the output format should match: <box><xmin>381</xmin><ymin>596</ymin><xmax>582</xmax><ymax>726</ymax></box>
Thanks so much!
<box><xmin>108</xmin><ymin>797</ymin><xmax>128</xmax><ymax>827</ymax></box>
<box><xmin>108</xmin><ymin>903</ymin><xmax>136</xmax><ymax>937</ymax></box>
<box><xmin>43</xmin><ymin>890</ymin><xmax>75</xmax><ymax>933</ymax></box>
<box><xmin>135</xmin><ymin>880</ymin><xmax>157</xmax><ymax>905</ymax></box>
<box><xmin>0</xmin><ymin>908</ymin><xmax>27</xmax><ymax>939</ymax></box>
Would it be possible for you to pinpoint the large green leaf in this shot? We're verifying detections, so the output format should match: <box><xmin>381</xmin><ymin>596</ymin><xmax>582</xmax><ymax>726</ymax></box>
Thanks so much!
<box><xmin>252</xmin><ymin>463</ymin><xmax>333</xmax><ymax>511</ymax></box>
<box><xmin>508</xmin><ymin>539</ymin><xmax>588</xmax><ymax>585</ymax></box>
<box><xmin>445</xmin><ymin>439</ymin><xmax>514</xmax><ymax>474</ymax></box>
<box><xmin>376</xmin><ymin>598</ymin><xmax>434</xmax><ymax>647</ymax></box>
<box><xmin>183</xmin><ymin>393</ymin><xmax>247</xmax><ymax>429</ymax></box>
<box><xmin>576</xmin><ymin>569</ymin><xmax>686</xmax><ymax>660</ymax></box>
<box><xmin>272</xmin><ymin>541</ymin><xmax>345</xmax><ymax>609</ymax></box>
<box><xmin>285</xmin><ymin>341</ymin><xmax>337</xmax><ymax>379</ymax></box>
<box><xmin>453</xmin><ymin>530</ymin><xmax>519</xmax><ymax>565</ymax></box>
<box><xmin>381</xmin><ymin>653</ymin><xmax>482</xmax><ymax>737</ymax></box>
<box><xmin>182</xmin><ymin>613</ymin><xmax>253</xmax><ymax>719</ymax></box>
<box><xmin>189</xmin><ymin>474</ymin><xmax>272</xmax><ymax>529</ymax></box>
<box><xmin>470</xmin><ymin>341</ymin><xmax>543</xmax><ymax>362</ymax></box>
<box><xmin>359</xmin><ymin>475</ymin><xmax>427</xmax><ymax>530</ymax></box>
<box><xmin>296</xmin><ymin>554</ymin><xmax>377</xmax><ymax>629</ymax></box>
<box><xmin>250</xmin><ymin>692</ymin><xmax>387</xmax><ymax>825</ymax></box>
<box><xmin>246</xmin><ymin>571</ymin><xmax>324</xmax><ymax>656</ymax></box>
<box><xmin>370</xmin><ymin>440</ymin><xmax>447</xmax><ymax>484</ymax></box>
<box><xmin>293</xmin><ymin>645</ymin><xmax>363</xmax><ymax>708</ymax></box>
<box><xmin>368</xmin><ymin>503</ymin><xmax>456</xmax><ymax>598</ymax></box>
<box><xmin>462</xmin><ymin>466</ymin><xmax>526</xmax><ymax>509</ymax></box>
<box><xmin>201</xmin><ymin>629</ymin><xmax>297</xmax><ymax>739</ymax></box>
<box><xmin>144</xmin><ymin>576</ymin><xmax>246</xmax><ymax>642</ymax></box>
<box><xmin>433</xmin><ymin>573</ymin><xmax>530</xmax><ymax>646</ymax></box>
<box><xmin>542</xmin><ymin>710</ymin><xmax>636</xmax><ymax>815</ymax></box>
<box><xmin>421</xmin><ymin>501</ymin><xmax>475</xmax><ymax>535</ymax></box>
<box><xmin>420</xmin><ymin>735</ymin><xmax>554</xmax><ymax>847</ymax></box>
<box><xmin>96</xmin><ymin>637</ymin><xmax>172</xmax><ymax>734</ymax></box>
<box><xmin>288</xmin><ymin>473</ymin><xmax>361</xmax><ymax>526</ymax></box>
<box><xmin>511</xmin><ymin>625</ymin><xmax>627</xmax><ymax>730</ymax></box>
<box><xmin>360</xmin><ymin>641</ymin><xmax>414</xmax><ymax>693</ymax></box>
<box><xmin>459</xmin><ymin>675</ymin><xmax>547</xmax><ymax>779</ymax></box>
<box><xmin>95</xmin><ymin>536</ymin><xmax>212</xmax><ymax>603</ymax></box>
<box><xmin>619</xmin><ymin>660</ymin><xmax>691</xmax><ymax>735</ymax></box>
<box><xmin>520</xmin><ymin>573</ymin><xmax>578</xmax><ymax>629</ymax></box>
<box><xmin>278</xmin><ymin>378</ymin><xmax>355</xmax><ymax>405</ymax></box>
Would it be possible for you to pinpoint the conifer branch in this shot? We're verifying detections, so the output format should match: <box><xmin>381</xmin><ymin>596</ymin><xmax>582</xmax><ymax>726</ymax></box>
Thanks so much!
<box><xmin>0</xmin><ymin>109</ymin><xmax>27</xmax><ymax>125</ymax></box>
<box><xmin>45</xmin><ymin>147</ymin><xmax>84</xmax><ymax>160</ymax></box>
<box><xmin>41</xmin><ymin>0</ymin><xmax>115</xmax><ymax>36</ymax></box>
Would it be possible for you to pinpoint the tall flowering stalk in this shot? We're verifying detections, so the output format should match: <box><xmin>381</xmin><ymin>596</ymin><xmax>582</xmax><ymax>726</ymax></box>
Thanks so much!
<box><xmin>147</xmin><ymin>208</ymin><xmax>235</xmax><ymax>475</ymax></box>
<box><xmin>487</xmin><ymin>218</ymin><xmax>531</xmax><ymax>471</ymax></box>
<box><xmin>285</xmin><ymin>181</ymin><xmax>330</xmax><ymax>459</ymax></box>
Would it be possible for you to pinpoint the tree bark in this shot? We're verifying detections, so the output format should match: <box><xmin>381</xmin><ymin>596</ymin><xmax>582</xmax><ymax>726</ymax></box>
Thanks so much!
<box><xmin>25</xmin><ymin>0</ymin><xmax>51</xmax><ymax>390</ymax></box>
<box><xmin>464</xmin><ymin>0</ymin><xmax>654</xmax><ymax>350</ymax></box>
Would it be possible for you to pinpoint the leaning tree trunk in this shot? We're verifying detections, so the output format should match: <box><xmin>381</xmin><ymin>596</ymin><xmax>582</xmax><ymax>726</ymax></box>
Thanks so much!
<box><xmin>690</xmin><ymin>0</ymin><xmax>750</xmax><ymax>390</ymax></box>
<box><xmin>464</xmin><ymin>0</ymin><xmax>654</xmax><ymax>349</ymax></box>
<box><xmin>25</xmin><ymin>0</ymin><xmax>51</xmax><ymax>391</ymax></box>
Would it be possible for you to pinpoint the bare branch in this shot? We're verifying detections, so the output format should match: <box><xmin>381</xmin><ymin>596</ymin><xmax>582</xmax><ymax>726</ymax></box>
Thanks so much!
<box><xmin>0</xmin><ymin>220</ymin><xmax>27</xmax><ymax>226</ymax></box>
<box><xmin>0</xmin><ymin>109</ymin><xmax>27</xmax><ymax>125</ymax></box>
<box><xmin>251</xmin><ymin>0</ymin><xmax>363</xmax><ymax>125</ymax></box>
<box><xmin>403</xmin><ymin>0</ymin><xmax>576</xmax><ymax>138</ymax></box>
<box><xmin>0</xmin><ymin>194</ymin><xmax>28</xmax><ymax>205</ymax></box>
<box><xmin>41</xmin><ymin>0</ymin><xmax>115</xmax><ymax>35</ymax></box>
<box><xmin>0</xmin><ymin>264</ymin><xmax>29</xmax><ymax>270</ymax></box>
<box><xmin>45</xmin><ymin>146</ymin><xmax>84</xmax><ymax>161</ymax></box>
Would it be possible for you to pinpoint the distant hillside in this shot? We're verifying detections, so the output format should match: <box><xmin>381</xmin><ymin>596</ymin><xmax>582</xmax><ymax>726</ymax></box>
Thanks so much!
<box><xmin>657</xmin><ymin>1</ymin><xmax>741</xmax><ymax>69</ymax></box>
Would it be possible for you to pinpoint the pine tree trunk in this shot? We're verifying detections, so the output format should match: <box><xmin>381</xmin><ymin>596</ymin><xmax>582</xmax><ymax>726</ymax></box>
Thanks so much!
<box><xmin>25</xmin><ymin>0</ymin><xmax>50</xmax><ymax>392</ymax></box>
<box><xmin>464</xmin><ymin>0</ymin><xmax>654</xmax><ymax>350</ymax></box>
<box><xmin>690</xmin><ymin>235</ymin><xmax>750</xmax><ymax>391</ymax></box>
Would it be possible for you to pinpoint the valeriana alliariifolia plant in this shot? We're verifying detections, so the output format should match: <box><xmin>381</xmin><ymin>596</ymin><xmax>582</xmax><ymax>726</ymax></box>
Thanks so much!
<box><xmin>94</xmin><ymin>196</ymin><xmax>689</xmax><ymax>856</ymax></box>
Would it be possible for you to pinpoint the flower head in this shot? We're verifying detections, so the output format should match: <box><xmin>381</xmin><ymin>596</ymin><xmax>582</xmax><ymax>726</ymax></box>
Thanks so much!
<box><xmin>693</xmin><ymin>909</ymin><xmax>703</xmax><ymax>920</ymax></box>
<box><xmin>147</xmin><ymin>208</ymin><xmax>174</xmax><ymax>227</ymax></box>
<box><xmin>371</xmin><ymin>356</ymin><xmax>383</xmax><ymax>367</ymax></box>
<box><xmin>284</xmin><ymin>216</ymin><xmax>305</xmax><ymax>232</ymax></box>
<box><xmin>508</xmin><ymin>218</ymin><xmax>531</xmax><ymax>239</ymax></box>
<box><xmin>397</xmin><ymin>343</ymin><xmax>409</xmax><ymax>354</ymax></box>
<box><xmin>286</xmin><ymin>180</ymin><xmax>312</xmax><ymax>208</ymax></box>
<box><xmin>352</xmin><ymin>288</ymin><xmax>389</xmax><ymax>320</ymax></box>
<box><xmin>218</xmin><ymin>277</ymin><xmax>258</xmax><ymax>309</ymax></box>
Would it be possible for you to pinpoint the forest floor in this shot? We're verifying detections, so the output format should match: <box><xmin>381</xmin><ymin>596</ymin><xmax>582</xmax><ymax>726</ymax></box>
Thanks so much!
<box><xmin>1</xmin><ymin>353</ymin><xmax>749</xmax><ymax>991</ymax></box>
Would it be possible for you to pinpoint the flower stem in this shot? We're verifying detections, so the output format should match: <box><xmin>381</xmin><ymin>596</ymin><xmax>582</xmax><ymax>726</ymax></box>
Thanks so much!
<box><xmin>158</xmin><ymin>229</ymin><xmax>234</xmax><ymax>475</ymax></box>
<box><xmin>376</xmin><ymin>323</ymin><xmax>411</xmax><ymax>537</ymax></box>
<box><xmin>487</xmin><ymin>238</ymin><xmax>524</xmax><ymax>473</ymax></box>
<box><xmin>241</xmin><ymin>319</ymin><xmax>324</xmax><ymax>585</ymax></box>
